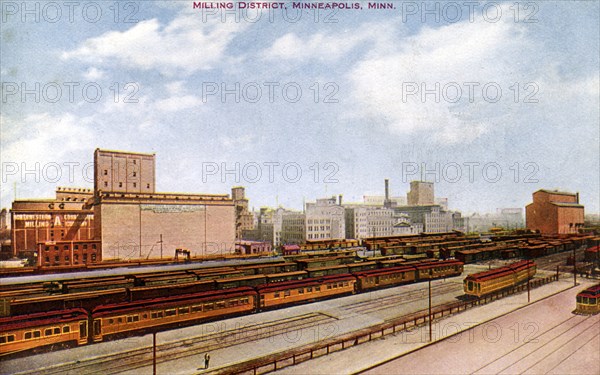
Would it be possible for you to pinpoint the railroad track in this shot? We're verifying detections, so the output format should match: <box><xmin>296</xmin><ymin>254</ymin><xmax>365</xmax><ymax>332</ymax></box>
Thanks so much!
<box><xmin>342</xmin><ymin>282</ymin><xmax>463</xmax><ymax>315</ymax></box>
<box><xmin>14</xmin><ymin>313</ymin><xmax>336</xmax><ymax>375</ymax></box>
<box><xmin>470</xmin><ymin>314</ymin><xmax>598</xmax><ymax>375</ymax></box>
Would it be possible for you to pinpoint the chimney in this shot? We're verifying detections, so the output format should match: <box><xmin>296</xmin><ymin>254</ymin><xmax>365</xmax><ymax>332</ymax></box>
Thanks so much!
<box><xmin>385</xmin><ymin>179</ymin><xmax>390</xmax><ymax>201</ymax></box>
<box><xmin>338</xmin><ymin>194</ymin><xmax>343</xmax><ymax>206</ymax></box>
<box><xmin>576</xmin><ymin>192</ymin><xmax>579</xmax><ymax>204</ymax></box>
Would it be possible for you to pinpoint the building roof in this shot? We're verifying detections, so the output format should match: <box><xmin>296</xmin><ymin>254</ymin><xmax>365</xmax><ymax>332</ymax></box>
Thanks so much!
<box><xmin>550</xmin><ymin>202</ymin><xmax>584</xmax><ymax>208</ymax></box>
<box><xmin>534</xmin><ymin>189</ymin><xmax>577</xmax><ymax>196</ymax></box>
<box><xmin>95</xmin><ymin>148</ymin><xmax>155</xmax><ymax>157</ymax></box>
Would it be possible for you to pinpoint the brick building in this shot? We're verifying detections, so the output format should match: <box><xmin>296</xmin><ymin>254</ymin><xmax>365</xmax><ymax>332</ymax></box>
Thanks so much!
<box><xmin>526</xmin><ymin>189</ymin><xmax>584</xmax><ymax>235</ymax></box>
<box><xmin>10</xmin><ymin>187</ymin><xmax>99</xmax><ymax>266</ymax></box>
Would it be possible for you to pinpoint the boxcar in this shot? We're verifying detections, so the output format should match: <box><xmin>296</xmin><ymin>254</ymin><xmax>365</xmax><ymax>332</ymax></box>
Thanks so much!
<box><xmin>257</xmin><ymin>274</ymin><xmax>356</xmax><ymax>309</ymax></box>
<box><xmin>0</xmin><ymin>308</ymin><xmax>88</xmax><ymax>357</ymax></box>
<box><xmin>91</xmin><ymin>287</ymin><xmax>257</xmax><ymax>342</ymax></box>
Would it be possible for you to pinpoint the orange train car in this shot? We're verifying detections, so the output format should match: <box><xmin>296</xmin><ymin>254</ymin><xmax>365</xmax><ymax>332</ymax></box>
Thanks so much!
<box><xmin>575</xmin><ymin>284</ymin><xmax>600</xmax><ymax>315</ymax></box>
<box><xmin>91</xmin><ymin>287</ymin><xmax>257</xmax><ymax>342</ymax></box>
<box><xmin>256</xmin><ymin>274</ymin><xmax>356</xmax><ymax>309</ymax></box>
<box><xmin>463</xmin><ymin>260</ymin><xmax>536</xmax><ymax>298</ymax></box>
<box><xmin>0</xmin><ymin>308</ymin><xmax>88</xmax><ymax>356</ymax></box>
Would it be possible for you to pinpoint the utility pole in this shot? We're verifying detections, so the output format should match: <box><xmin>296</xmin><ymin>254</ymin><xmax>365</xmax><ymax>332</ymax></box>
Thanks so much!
<box><xmin>573</xmin><ymin>245</ymin><xmax>577</xmax><ymax>286</ymax></box>
<box><xmin>428</xmin><ymin>279</ymin><xmax>432</xmax><ymax>342</ymax></box>
<box><xmin>153</xmin><ymin>332</ymin><xmax>157</xmax><ymax>375</ymax></box>
<box><xmin>159</xmin><ymin>234</ymin><xmax>163</xmax><ymax>259</ymax></box>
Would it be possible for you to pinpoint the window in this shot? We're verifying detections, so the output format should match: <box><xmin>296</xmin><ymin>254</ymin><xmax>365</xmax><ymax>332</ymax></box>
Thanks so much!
<box><xmin>118</xmin><ymin>317</ymin><xmax>123</xmax><ymax>324</ymax></box>
<box><xmin>104</xmin><ymin>170</ymin><xmax>108</xmax><ymax>175</ymax></box>
<box><xmin>178</xmin><ymin>307</ymin><xmax>190</xmax><ymax>315</ymax></box>
<box><xmin>315</xmin><ymin>286</ymin><xmax>321</xmax><ymax>291</ymax></box>
<box><xmin>127</xmin><ymin>315</ymin><xmax>140</xmax><ymax>323</ymax></box>
<box><xmin>24</xmin><ymin>332</ymin><xmax>32</xmax><ymax>340</ymax></box>
<box><xmin>133</xmin><ymin>183</ymin><xmax>137</xmax><ymax>188</ymax></box>
<box><xmin>204</xmin><ymin>303</ymin><xmax>214</xmax><ymax>311</ymax></box>
<box><xmin>44</xmin><ymin>328</ymin><xmax>53</xmax><ymax>336</ymax></box>
<box><xmin>165</xmin><ymin>309</ymin><xmax>176</xmax><ymax>317</ymax></box>
<box><xmin>298</xmin><ymin>288</ymin><xmax>304</xmax><ymax>294</ymax></box>
<box><xmin>104</xmin><ymin>182</ymin><xmax>108</xmax><ymax>187</ymax></box>
<box><xmin>62</xmin><ymin>326</ymin><xmax>70</xmax><ymax>333</ymax></box>
<box><xmin>307</xmin><ymin>287</ymin><xmax>312</xmax><ymax>293</ymax></box>
<box><xmin>0</xmin><ymin>335</ymin><xmax>15</xmax><ymax>344</ymax></box>
<box><xmin>54</xmin><ymin>327</ymin><xmax>61</xmax><ymax>335</ymax></box>
<box><xmin>108</xmin><ymin>319</ymin><xmax>114</xmax><ymax>324</ymax></box>
<box><xmin>191</xmin><ymin>305</ymin><xmax>202</xmax><ymax>313</ymax></box>
<box><xmin>132</xmin><ymin>172</ymin><xmax>137</xmax><ymax>177</ymax></box>
<box><xmin>284</xmin><ymin>290</ymin><xmax>291</xmax><ymax>297</ymax></box>
<box><xmin>151</xmin><ymin>311</ymin><xmax>164</xmax><ymax>319</ymax></box>
<box><xmin>33</xmin><ymin>331</ymin><xmax>41</xmax><ymax>338</ymax></box>
<box><xmin>91</xmin><ymin>254</ymin><xmax>97</xmax><ymax>262</ymax></box>
<box><xmin>65</xmin><ymin>256</ymin><xmax>69</xmax><ymax>262</ymax></box>
<box><xmin>216</xmin><ymin>302</ymin><xmax>226</xmax><ymax>309</ymax></box>
<box><xmin>45</xmin><ymin>246</ymin><xmax>49</xmax><ymax>251</ymax></box>
<box><xmin>119</xmin><ymin>182</ymin><xmax>123</xmax><ymax>188</ymax></box>
<box><xmin>147</xmin><ymin>184</ymin><xmax>150</xmax><ymax>189</ymax></box>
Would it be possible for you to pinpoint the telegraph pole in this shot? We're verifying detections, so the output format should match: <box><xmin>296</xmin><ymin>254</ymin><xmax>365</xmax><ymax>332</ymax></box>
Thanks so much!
<box><xmin>573</xmin><ymin>246</ymin><xmax>577</xmax><ymax>286</ymax></box>
<box><xmin>153</xmin><ymin>332</ymin><xmax>157</xmax><ymax>375</ymax></box>
<box><xmin>428</xmin><ymin>279</ymin><xmax>432</xmax><ymax>342</ymax></box>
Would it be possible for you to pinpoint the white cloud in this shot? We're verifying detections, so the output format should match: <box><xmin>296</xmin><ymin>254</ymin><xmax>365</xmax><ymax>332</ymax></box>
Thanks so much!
<box><xmin>62</xmin><ymin>15</ymin><xmax>247</xmax><ymax>75</ymax></box>
<box><xmin>262</xmin><ymin>22</ymin><xmax>396</xmax><ymax>63</ymax></box>
<box><xmin>346</xmin><ymin>9</ymin><xmax>535</xmax><ymax>144</ymax></box>
<box><xmin>83</xmin><ymin>67</ymin><xmax>104</xmax><ymax>80</ymax></box>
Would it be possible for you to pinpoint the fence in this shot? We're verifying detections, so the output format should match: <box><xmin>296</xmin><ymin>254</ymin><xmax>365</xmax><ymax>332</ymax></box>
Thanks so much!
<box><xmin>208</xmin><ymin>274</ymin><xmax>559</xmax><ymax>375</ymax></box>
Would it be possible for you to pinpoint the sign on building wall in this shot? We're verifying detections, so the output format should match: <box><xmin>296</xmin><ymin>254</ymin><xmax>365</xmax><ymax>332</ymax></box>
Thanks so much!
<box><xmin>140</xmin><ymin>204</ymin><xmax>206</xmax><ymax>213</ymax></box>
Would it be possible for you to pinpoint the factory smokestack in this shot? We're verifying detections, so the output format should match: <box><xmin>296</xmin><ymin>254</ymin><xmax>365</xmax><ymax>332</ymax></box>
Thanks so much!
<box><xmin>384</xmin><ymin>179</ymin><xmax>390</xmax><ymax>207</ymax></box>
<box><xmin>338</xmin><ymin>194</ymin><xmax>343</xmax><ymax>205</ymax></box>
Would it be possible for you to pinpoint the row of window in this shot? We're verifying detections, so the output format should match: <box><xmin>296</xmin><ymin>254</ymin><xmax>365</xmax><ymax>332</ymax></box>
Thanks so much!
<box><xmin>104</xmin><ymin>297</ymin><xmax>253</xmax><ymax>325</ymax></box>
<box><xmin>270</xmin><ymin>282</ymin><xmax>351</xmax><ymax>299</ymax></box>
<box><xmin>18</xmin><ymin>325</ymin><xmax>71</xmax><ymax>341</ymax></box>
<box><xmin>44</xmin><ymin>253</ymin><xmax>96</xmax><ymax>264</ymax></box>
<box><xmin>45</xmin><ymin>244</ymin><xmax>97</xmax><ymax>251</ymax></box>
<box><xmin>576</xmin><ymin>297</ymin><xmax>598</xmax><ymax>304</ymax></box>
<box><xmin>366</xmin><ymin>273</ymin><xmax>408</xmax><ymax>283</ymax></box>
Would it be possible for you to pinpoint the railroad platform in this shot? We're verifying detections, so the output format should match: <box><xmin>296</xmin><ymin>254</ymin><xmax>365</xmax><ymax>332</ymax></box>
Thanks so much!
<box><xmin>0</xmin><ymin>266</ymin><xmax>575</xmax><ymax>375</ymax></box>
<box><xmin>273</xmin><ymin>278</ymin><xmax>597</xmax><ymax>374</ymax></box>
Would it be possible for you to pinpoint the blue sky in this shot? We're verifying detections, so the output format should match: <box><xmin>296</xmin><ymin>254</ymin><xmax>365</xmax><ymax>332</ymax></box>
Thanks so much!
<box><xmin>1</xmin><ymin>1</ymin><xmax>599</xmax><ymax>214</ymax></box>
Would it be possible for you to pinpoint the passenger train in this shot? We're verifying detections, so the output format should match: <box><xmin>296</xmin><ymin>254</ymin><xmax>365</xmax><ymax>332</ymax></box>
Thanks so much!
<box><xmin>0</xmin><ymin>259</ymin><xmax>463</xmax><ymax>357</ymax></box>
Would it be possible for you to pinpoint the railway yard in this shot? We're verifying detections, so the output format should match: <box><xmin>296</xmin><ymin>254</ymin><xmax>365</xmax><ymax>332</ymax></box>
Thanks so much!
<box><xmin>1</xmin><ymin>232</ymin><xmax>599</xmax><ymax>374</ymax></box>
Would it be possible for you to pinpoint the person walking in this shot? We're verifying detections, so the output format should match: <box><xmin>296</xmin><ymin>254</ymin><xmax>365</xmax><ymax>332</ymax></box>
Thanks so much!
<box><xmin>204</xmin><ymin>353</ymin><xmax>210</xmax><ymax>369</ymax></box>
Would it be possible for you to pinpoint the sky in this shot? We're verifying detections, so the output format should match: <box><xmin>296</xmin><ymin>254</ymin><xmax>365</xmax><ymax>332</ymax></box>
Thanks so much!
<box><xmin>1</xmin><ymin>1</ymin><xmax>599</xmax><ymax>215</ymax></box>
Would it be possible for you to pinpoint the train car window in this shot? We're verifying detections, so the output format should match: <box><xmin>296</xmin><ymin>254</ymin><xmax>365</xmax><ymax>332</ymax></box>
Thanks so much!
<box><xmin>298</xmin><ymin>289</ymin><xmax>304</xmax><ymax>294</ymax></box>
<box><xmin>284</xmin><ymin>290</ymin><xmax>291</xmax><ymax>297</ymax></box>
<box><xmin>327</xmin><ymin>284</ymin><xmax>332</xmax><ymax>289</ymax></box>
<box><xmin>108</xmin><ymin>319</ymin><xmax>114</xmax><ymax>324</ymax></box>
<box><xmin>54</xmin><ymin>327</ymin><xmax>61</xmax><ymax>335</ymax></box>
<box><xmin>0</xmin><ymin>336</ymin><xmax>5</xmax><ymax>344</ymax></box>
<box><xmin>63</xmin><ymin>326</ymin><xmax>70</xmax><ymax>333</ymax></box>
<box><xmin>316</xmin><ymin>286</ymin><xmax>321</xmax><ymax>291</ymax></box>
<box><xmin>7</xmin><ymin>335</ymin><xmax>15</xmax><ymax>342</ymax></box>
<box><xmin>274</xmin><ymin>292</ymin><xmax>280</xmax><ymax>298</ymax></box>
<box><xmin>44</xmin><ymin>329</ymin><xmax>53</xmax><ymax>336</ymax></box>
<box><xmin>583</xmin><ymin>297</ymin><xmax>589</xmax><ymax>304</ymax></box>
<box><xmin>307</xmin><ymin>287</ymin><xmax>313</xmax><ymax>293</ymax></box>
<box><xmin>216</xmin><ymin>302</ymin><xmax>226</xmax><ymax>309</ymax></box>
<box><xmin>590</xmin><ymin>298</ymin><xmax>597</xmax><ymax>304</ymax></box>
<box><xmin>179</xmin><ymin>307</ymin><xmax>190</xmax><ymax>314</ymax></box>
<box><xmin>24</xmin><ymin>332</ymin><xmax>32</xmax><ymax>340</ymax></box>
<box><xmin>191</xmin><ymin>305</ymin><xmax>202</xmax><ymax>313</ymax></box>
<box><xmin>142</xmin><ymin>314</ymin><xmax>148</xmax><ymax>319</ymax></box>
<box><xmin>33</xmin><ymin>331</ymin><xmax>41</xmax><ymax>338</ymax></box>
<box><xmin>204</xmin><ymin>303</ymin><xmax>214</xmax><ymax>311</ymax></box>
<box><xmin>118</xmin><ymin>317</ymin><xmax>123</xmax><ymax>324</ymax></box>
<box><xmin>165</xmin><ymin>309</ymin><xmax>177</xmax><ymax>317</ymax></box>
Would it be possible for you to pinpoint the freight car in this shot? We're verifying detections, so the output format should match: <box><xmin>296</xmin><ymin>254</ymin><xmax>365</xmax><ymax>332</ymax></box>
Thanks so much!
<box><xmin>574</xmin><ymin>284</ymin><xmax>600</xmax><ymax>315</ymax></box>
<box><xmin>463</xmin><ymin>260</ymin><xmax>536</xmax><ymax>298</ymax></box>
